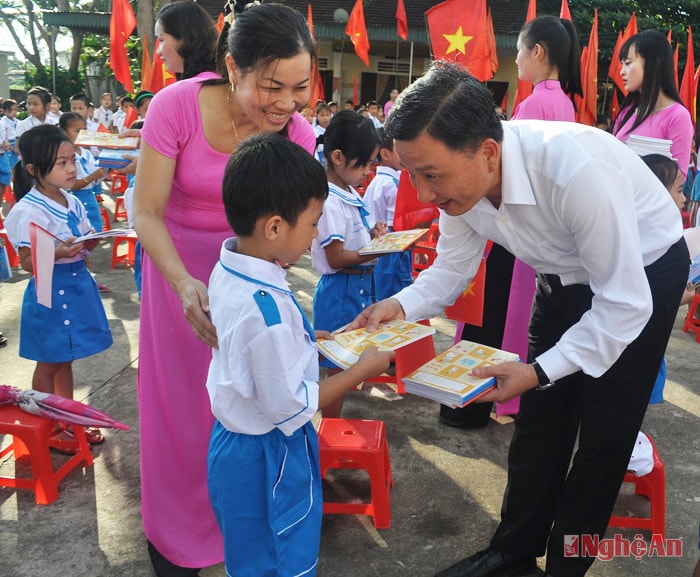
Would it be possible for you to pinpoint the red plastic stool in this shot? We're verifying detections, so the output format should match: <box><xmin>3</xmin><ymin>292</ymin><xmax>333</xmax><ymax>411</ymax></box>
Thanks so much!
<box><xmin>411</xmin><ymin>222</ymin><xmax>440</xmax><ymax>278</ymax></box>
<box><xmin>364</xmin><ymin>319</ymin><xmax>436</xmax><ymax>394</ymax></box>
<box><xmin>100</xmin><ymin>206</ymin><xmax>112</xmax><ymax>231</ymax></box>
<box><xmin>683</xmin><ymin>293</ymin><xmax>700</xmax><ymax>342</ymax></box>
<box><xmin>317</xmin><ymin>418</ymin><xmax>393</xmax><ymax>529</ymax></box>
<box><xmin>111</xmin><ymin>232</ymin><xmax>138</xmax><ymax>268</ymax></box>
<box><xmin>3</xmin><ymin>185</ymin><xmax>15</xmax><ymax>209</ymax></box>
<box><xmin>0</xmin><ymin>405</ymin><xmax>94</xmax><ymax>505</ymax></box>
<box><xmin>0</xmin><ymin>229</ymin><xmax>20</xmax><ymax>268</ymax></box>
<box><xmin>609</xmin><ymin>435</ymin><xmax>665</xmax><ymax>539</ymax></box>
<box><xmin>113</xmin><ymin>196</ymin><xmax>127</xmax><ymax>222</ymax></box>
<box><xmin>109</xmin><ymin>173</ymin><xmax>129</xmax><ymax>195</ymax></box>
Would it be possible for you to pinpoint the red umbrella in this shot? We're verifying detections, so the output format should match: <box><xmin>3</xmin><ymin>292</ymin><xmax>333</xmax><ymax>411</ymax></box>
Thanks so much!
<box><xmin>0</xmin><ymin>385</ymin><xmax>129</xmax><ymax>430</ymax></box>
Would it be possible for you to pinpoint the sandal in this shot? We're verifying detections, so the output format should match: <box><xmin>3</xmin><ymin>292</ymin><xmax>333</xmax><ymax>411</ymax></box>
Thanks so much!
<box><xmin>97</xmin><ymin>283</ymin><xmax>111</xmax><ymax>293</ymax></box>
<box><xmin>84</xmin><ymin>427</ymin><xmax>105</xmax><ymax>445</ymax></box>
<box><xmin>49</xmin><ymin>426</ymin><xmax>79</xmax><ymax>455</ymax></box>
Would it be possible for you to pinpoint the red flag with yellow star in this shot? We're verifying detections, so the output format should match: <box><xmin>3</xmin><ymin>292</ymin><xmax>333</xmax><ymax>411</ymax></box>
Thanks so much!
<box><xmin>445</xmin><ymin>242</ymin><xmax>491</xmax><ymax>327</ymax></box>
<box><xmin>426</xmin><ymin>0</ymin><xmax>492</xmax><ymax>81</ymax></box>
<box><xmin>346</xmin><ymin>0</ymin><xmax>370</xmax><ymax>67</ymax></box>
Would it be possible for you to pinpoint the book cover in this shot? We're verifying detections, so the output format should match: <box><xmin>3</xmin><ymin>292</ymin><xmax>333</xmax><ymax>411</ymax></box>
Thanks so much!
<box><xmin>358</xmin><ymin>228</ymin><xmax>428</xmax><ymax>255</ymax></box>
<box><xmin>74</xmin><ymin>130</ymin><xmax>139</xmax><ymax>150</ymax></box>
<box><xmin>402</xmin><ymin>340</ymin><xmax>519</xmax><ymax>407</ymax></box>
<box><xmin>97</xmin><ymin>148</ymin><xmax>139</xmax><ymax>169</ymax></box>
<box><xmin>316</xmin><ymin>319</ymin><xmax>436</xmax><ymax>369</ymax></box>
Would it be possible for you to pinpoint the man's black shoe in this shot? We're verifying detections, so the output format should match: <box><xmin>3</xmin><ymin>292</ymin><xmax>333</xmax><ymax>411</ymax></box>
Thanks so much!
<box><xmin>434</xmin><ymin>548</ymin><xmax>537</xmax><ymax>577</ymax></box>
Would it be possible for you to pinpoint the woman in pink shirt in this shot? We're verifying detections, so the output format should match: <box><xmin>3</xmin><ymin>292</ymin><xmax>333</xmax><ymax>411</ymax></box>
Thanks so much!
<box><xmin>613</xmin><ymin>30</ymin><xmax>693</xmax><ymax>178</ymax></box>
<box><xmin>134</xmin><ymin>4</ymin><xmax>316</xmax><ymax>576</ymax></box>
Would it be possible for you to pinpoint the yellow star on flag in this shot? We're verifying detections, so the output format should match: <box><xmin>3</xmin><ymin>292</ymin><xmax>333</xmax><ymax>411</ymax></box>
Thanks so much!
<box><xmin>460</xmin><ymin>280</ymin><xmax>477</xmax><ymax>298</ymax></box>
<box><xmin>443</xmin><ymin>26</ymin><xmax>473</xmax><ymax>56</ymax></box>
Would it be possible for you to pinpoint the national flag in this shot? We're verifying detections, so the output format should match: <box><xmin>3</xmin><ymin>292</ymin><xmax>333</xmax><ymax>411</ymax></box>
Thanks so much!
<box><xmin>577</xmin><ymin>9</ymin><xmax>598</xmax><ymax>126</ymax></box>
<box><xmin>109</xmin><ymin>0</ymin><xmax>137</xmax><ymax>93</ymax></box>
<box><xmin>216</xmin><ymin>12</ymin><xmax>225</xmax><ymax>34</ymax></box>
<box><xmin>149</xmin><ymin>39</ymin><xmax>177</xmax><ymax>93</ymax></box>
<box><xmin>679</xmin><ymin>27</ymin><xmax>696</xmax><ymax>125</ymax></box>
<box><xmin>560</xmin><ymin>0</ymin><xmax>571</xmax><ymax>21</ymax></box>
<box><xmin>445</xmin><ymin>241</ymin><xmax>492</xmax><ymax>326</ymax></box>
<box><xmin>610</xmin><ymin>87</ymin><xmax>620</xmax><ymax>121</ymax></box>
<box><xmin>307</xmin><ymin>4</ymin><xmax>315</xmax><ymax>42</ymax></box>
<box><xmin>29</xmin><ymin>223</ymin><xmax>58</xmax><ymax>308</ymax></box>
<box><xmin>511</xmin><ymin>0</ymin><xmax>536</xmax><ymax>113</ymax></box>
<box><xmin>396</xmin><ymin>0</ymin><xmax>408</xmax><ymax>41</ymax></box>
<box><xmin>124</xmin><ymin>105</ymin><xmax>139</xmax><ymax>129</ymax></box>
<box><xmin>426</xmin><ymin>0</ymin><xmax>492</xmax><ymax>81</ymax></box>
<box><xmin>608</xmin><ymin>13</ymin><xmax>637</xmax><ymax>94</ymax></box>
<box><xmin>487</xmin><ymin>7</ymin><xmax>498</xmax><ymax>75</ymax></box>
<box><xmin>97</xmin><ymin>122</ymin><xmax>111</xmax><ymax>133</ymax></box>
<box><xmin>346</xmin><ymin>0</ymin><xmax>370</xmax><ymax>67</ymax></box>
<box><xmin>141</xmin><ymin>35</ymin><xmax>153</xmax><ymax>91</ymax></box>
<box><xmin>674</xmin><ymin>42</ymin><xmax>679</xmax><ymax>89</ymax></box>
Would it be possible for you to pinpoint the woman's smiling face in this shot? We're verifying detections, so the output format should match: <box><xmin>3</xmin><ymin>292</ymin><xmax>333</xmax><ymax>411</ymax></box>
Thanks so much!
<box><xmin>227</xmin><ymin>52</ymin><xmax>312</xmax><ymax>132</ymax></box>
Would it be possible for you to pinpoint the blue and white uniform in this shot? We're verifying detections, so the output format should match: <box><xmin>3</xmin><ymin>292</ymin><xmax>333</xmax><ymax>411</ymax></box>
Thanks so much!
<box><xmin>4</xmin><ymin>187</ymin><xmax>112</xmax><ymax>362</ymax></box>
<box><xmin>71</xmin><ymin>147</ymin><xmax>103</xmax><ymax>232</ymax></box>
<box><xmin>311</xmin><ymin>183</ymin><xmax>374</xmax><ymax>362</ymax></box>
<box><xmin>206</xmin><ymin>237</ymin><xmax>321</xmax><ymax>577</ymax></box>
<box><xmin>363</xmin><ymin>166</ymin><xmax>413</xmax><ymax>300</ymax></box>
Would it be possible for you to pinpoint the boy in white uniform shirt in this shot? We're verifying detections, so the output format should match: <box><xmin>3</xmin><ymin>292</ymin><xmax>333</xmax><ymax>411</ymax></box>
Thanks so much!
<box><xmin>206</xmin><ymin>133</ymin><xmax>392</xmax><ymax>577</ymax></box>
<box><xmin>93</xmin><ymin>92</ymin><xmax>114</xmax><ymax>131</ymax></box>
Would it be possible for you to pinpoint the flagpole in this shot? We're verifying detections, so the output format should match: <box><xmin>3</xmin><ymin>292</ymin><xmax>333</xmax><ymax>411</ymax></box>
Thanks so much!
<box><xmin>409</xmin><ymin>41</ymin><xmax>414</xmax><ymax>84</ymax></box>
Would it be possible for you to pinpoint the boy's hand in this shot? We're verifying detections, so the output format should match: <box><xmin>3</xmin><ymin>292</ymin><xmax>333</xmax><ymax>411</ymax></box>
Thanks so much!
<box><xmin>315</xmin><ymin>330</ymin><xmax>333</xmax><ymax>341</ymax></box>
<box><xmin>370</xmin><ymin>221</ymin><xmax>387</xmax><ymax>239</ymax></box>
<box><xmin>353</xmin><ymin>346</ymin><xmax>394</xmax><ymax>380</ymax></box>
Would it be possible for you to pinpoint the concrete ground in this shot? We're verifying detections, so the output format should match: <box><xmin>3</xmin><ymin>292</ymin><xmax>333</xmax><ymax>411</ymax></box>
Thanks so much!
<box><xmin>1</xmin><ymin>194</ymin><xmax>699</xmax><ymax>577</ymax></box>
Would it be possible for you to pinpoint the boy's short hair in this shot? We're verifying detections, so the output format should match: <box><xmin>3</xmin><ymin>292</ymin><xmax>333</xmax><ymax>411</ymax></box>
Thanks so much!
<box><xmin>101</xmin><ymin>92</ymin><xmax>112</xmax><ymax>99</ymax></box>
<box><xmin>121</xmin><ymin>96</ymin><xmax>134</xmax><ymax>106</ymax></box>
<box><xmin>70</xmin><ymin>93</ymin><xmax>91</xmax><ymax>107</ymax></box>
<box><xmin>376</xmin><ymin>127</ymin><xmax>394</xmax><ymax>152</ymax></box>
<box><xmin>223</xmin><ymin>133</ymin><xmax>328</xmax><ymax>236</ymax></box>
<box><xmin>2</xmin><ymin>99</ymin><xmax>17</xmax><ymax>111</ymax></box>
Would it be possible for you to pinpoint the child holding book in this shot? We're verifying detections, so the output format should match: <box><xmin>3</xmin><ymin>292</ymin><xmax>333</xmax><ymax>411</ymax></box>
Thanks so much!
<box><xmin>5</xmin><ymin>125</ymin><xmax>112</xmax><ymax>450</ymax></box>
<box><xmin>206</xmin><ymin>132</ymin><xmax>393</xmax><ymax>577</ymax></box>
<box><xmin>310</xmin><ymin>110</ymin><xmax>384</xmax><ymax>417</ymax></box>
<box><xmin>363</xmin><ymin>127</ymin><xmax>413</xmax><ymax>301</ymax></box>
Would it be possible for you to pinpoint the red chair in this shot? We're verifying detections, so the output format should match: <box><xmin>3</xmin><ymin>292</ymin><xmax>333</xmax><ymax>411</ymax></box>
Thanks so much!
<box><xmin>111</xmin><ymin>232</ymin><xmax>138</xmax><ymax>268</ymax></box>
<box><xmin>683</xmin><ymin>293</ymin><xmax>700</xmax><ymax>342</ymax></box>
<box><xmin>113</xmin><ymin>196</ymin><xmax>127</xmax><ymax>222</ymax></box>
<box><xmin>109</xmin><ymin>172</ymin><xmax>129</xmax><ymax>195</ymax></box>
<box><xmin>411</xmin><ymin>221</ymin><xmax>440</xmax><ymax>278</ymax></box>
<box><xmin>0</xmin><ymin>405</ymin><xmax>94</xmax><ymax>505</ymax></box>
<box><xmin>608</xmin><ymin>435</ymin><xmax>665</xmax><ymax>539</ymax></box>
<box><xmin>317</xmin><ymin>418</ymin><xmax>393</xmax><ymax>529</ymax></box>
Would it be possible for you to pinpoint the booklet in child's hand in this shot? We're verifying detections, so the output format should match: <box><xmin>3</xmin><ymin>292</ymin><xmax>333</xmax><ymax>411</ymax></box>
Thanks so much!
<box><xmin>358</xmin><ymin>229</ymin><xmax>429</xmax><ymax>255</ymax></box>
<box><xmin>316</xmin><ymin>319</ymin><xmax>436</xmax><ymax>369</ymax></box>
<box><xmin>74</xmin><ymin>130</ymin><xmax>139</xmax><ymax>150</ymax></box>
<box><xmin>401</xmin><ymin>340</ymin><xmax>520</xmax><ymax>407</ymax></box>
<box><xmin>70</xmin><ymin>229</ymin><xmax>136</xmax><ymax>244</ymax></box>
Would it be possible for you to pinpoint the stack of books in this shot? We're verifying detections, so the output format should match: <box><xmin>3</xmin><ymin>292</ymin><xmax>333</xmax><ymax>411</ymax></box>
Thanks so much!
<box><xmin>401</xmin><ymin>340</ymin><xmax>519</xmax><ymax>407</ymax></box>
<box><xmin>625</xmin><ymin>134</ymin><xmax>673</xmax><ymax>159</ymax></box>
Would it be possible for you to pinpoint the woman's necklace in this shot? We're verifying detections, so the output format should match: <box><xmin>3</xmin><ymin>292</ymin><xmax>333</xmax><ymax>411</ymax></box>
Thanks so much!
<box><xmin>226</xmin><ymin>84</ymin><xmax>241</xmax><ymax>144</ymax></box>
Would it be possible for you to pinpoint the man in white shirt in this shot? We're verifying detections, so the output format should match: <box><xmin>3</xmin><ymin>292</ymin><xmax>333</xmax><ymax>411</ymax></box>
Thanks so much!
<box><xmin>350</xmin><ymin>62</ymin><xmax>689</xmax><ymax>577</ymax></box>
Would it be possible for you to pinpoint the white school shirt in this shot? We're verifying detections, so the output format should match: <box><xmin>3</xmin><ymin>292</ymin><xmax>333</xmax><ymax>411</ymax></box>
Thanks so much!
<box><xmin>45</xmin><ymin>112</ymin><xmax>60</xmax><ymax>126</ymax></box>
<box><xmin>369</xmin><ymin>114</ymin><xmax>383</xmax><ymax>129</ymax></box>
<box><xmin>93</xmin><ymin>107</ymin><xmax>113</xmax><ymax>131</ymax></box>
<box><xmin>0</xmin><ymin>116</ymin><xmax>17</xmax><ymax>141</ymax></box>
<box><xmin>362</xmin><ymin>166</ymin><xmax>401</xmax><ymax>227</ymax></box>
<box><xmin>113</xmin><ymin>109</ymin><xmax>126</xmax><ymax>133</ymax></box>
<box><xmin>15</xmin><ymin>115</ymin><xmax>47</xmax><ymax>139</ymax></box>
<box><xmin>73</xmin><ymin>147</ymin><xmax>99</xmax><ymax>191</ymax></box>
<box><xmin>311</xmin><ymin>183</ymin><xmax>372</xmax><ymax>275</ymax></box>
<box><xmin>395</xmin><ymin>120</ymin><xmax>683</xmax><ymax>383</ymax></box>
<box><xmin>206</xmin><ymin>237</ymin><xmax>320</xmax><ymax>436</ymax></box>
<box><xmin>5</xmin><ymin>187</ymin><xmax>91</xmax><ymax>264</ymax></box>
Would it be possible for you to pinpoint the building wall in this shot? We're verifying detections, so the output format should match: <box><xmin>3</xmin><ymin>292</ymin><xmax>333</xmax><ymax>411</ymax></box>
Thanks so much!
<box><xmin>0</xmin><ymin>50</ymin><xmax>12</xmax><ymax>99</ymax></box>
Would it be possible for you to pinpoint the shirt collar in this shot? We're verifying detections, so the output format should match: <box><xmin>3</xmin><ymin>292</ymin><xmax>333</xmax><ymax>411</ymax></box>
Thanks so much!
<box><xmin>500</xmin><ymin>123</ymin><xmax>537</xmax><ymax>206</ymax></box>
<box><xmin>375</xmin><ymin>166</ymin><xmax>401</xmax><ymax>180</ymax></box>
<box><xmin>218</xmin><ymin>237</ymin><xmax>289</xmax><ymax>292</ymax></box>
<box><xmin>328</xmin><ymin>183</ymin><xmax>364</xmax><ymax>207</ymax></box>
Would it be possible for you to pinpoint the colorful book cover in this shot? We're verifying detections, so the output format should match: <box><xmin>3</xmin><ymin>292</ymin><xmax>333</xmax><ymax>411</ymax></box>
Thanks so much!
<box><xmin>358</xmin><ymin>229</ymin><xmax>429</xmax><ymax>255</ymax></box>
<box><xmin>317</xmin><ymin>319</ymin><xmax>435</xmax><ymax>369</ymax></box>
<box><xmin>402</xmin><ymin>340</ymin><xmax>519</xmax><ymax>407</ymax></box>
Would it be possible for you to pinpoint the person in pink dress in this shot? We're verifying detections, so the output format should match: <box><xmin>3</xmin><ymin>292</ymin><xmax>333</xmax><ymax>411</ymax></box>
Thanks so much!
<box><xmin>440</xmin><ymin>15</ymin><xmax>582</xmax><ymax>427</ymax></box>
<box><xmin>133</xmin><ymin>3</ymin><xmax>316</xmax><ymax>576</ymax></box>
<box><xmin>613</xmin><ymin>29</ymin><xmax>693</xmax><ymax>178</ymax></box>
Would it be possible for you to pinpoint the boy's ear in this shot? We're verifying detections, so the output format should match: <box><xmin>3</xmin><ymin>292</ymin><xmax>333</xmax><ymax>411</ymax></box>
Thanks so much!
<box><xmin>25</xmin><ymin>164</ymin><xmax>35</xmax><ymax>177</ymax></box>
<box><xmin>379</xmin><ymin>147</ymin><xmax>392</xmax><ymax>162</ymax></box>
<box><xmin>263</xmin><ymin>214</ymin><xmax>284</xmax><ymax>240</ymax></box>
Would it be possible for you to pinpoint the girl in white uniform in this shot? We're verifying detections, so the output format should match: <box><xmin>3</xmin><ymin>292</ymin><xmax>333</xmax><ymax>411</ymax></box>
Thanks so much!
<box><xmin>5</xmin><ymin>125</ymin><xmax>113</xmax><ymax>450</ymax></box>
